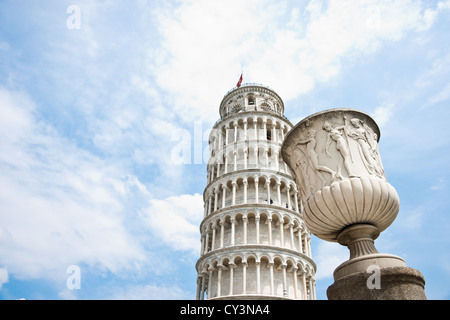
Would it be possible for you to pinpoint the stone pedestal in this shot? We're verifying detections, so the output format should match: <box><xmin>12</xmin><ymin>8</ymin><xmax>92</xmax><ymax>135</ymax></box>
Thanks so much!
<box><xmin>327</xmin><ymin>266</ymin><xmax>426</xmax><ymax>300</ymax></box>
<box><xmin>327</xmin><ymin>224</ymin><xmax>427</xmax><ymax>300</ymax></box>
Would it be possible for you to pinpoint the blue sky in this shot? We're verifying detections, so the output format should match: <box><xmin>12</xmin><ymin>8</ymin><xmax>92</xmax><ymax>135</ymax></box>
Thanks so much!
<box><xmin>0</xmin><ymin>0</ymin><xmax>449</xmax><ymax>300</ymax></box>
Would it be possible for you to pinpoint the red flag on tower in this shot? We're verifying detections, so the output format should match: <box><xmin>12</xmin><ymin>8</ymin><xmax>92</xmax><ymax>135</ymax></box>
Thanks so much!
<box><xmin>236</xmin><ymin>72</ymin><xmax>243</xmax><ymax>88</ymax></box>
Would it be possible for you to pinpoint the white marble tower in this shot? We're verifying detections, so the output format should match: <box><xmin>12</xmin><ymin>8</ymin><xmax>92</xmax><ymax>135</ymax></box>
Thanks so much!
<box><xmin>195</xmin><ymin>83</ymin><xmax>317</xmax><ymax>300</ymax></box>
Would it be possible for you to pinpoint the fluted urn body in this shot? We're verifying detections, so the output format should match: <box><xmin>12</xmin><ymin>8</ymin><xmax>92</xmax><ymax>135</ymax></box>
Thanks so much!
<box><xmin>281</xmin><ymin>108</ymin><xmax>399</xmax><ymax>238</ymax></box>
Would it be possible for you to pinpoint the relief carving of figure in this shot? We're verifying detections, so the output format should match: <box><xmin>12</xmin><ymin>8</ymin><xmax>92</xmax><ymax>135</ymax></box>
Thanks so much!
<box><xmin>296</xmin><ymin>130</ymin><xmax>339</xmax><ymax>184</ymax></box>
<box><xmin>291</xmin><ymin>146</ymin><xmax>312</xmax><ymax>199</ymax></box>
<box><xmin>371</xmin><ymin>132</ymin><xmax>385</xmax><ymax>179</ymax></box>
<box><xmin>322</xmin><ymin>120</ymin><xmax>358</xmax><ymax>178</ymax></box>
<box><xmin>346</xmin><ymin>118</ymin><xmax>384</xmax><ymax>178</ymax></box>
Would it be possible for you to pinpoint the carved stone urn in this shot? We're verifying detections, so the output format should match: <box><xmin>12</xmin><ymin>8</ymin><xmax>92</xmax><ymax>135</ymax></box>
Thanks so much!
<box><xmin>281</xmin><ymin>108</ymin><xmax>426</xmax><ymax>300</ymax></box>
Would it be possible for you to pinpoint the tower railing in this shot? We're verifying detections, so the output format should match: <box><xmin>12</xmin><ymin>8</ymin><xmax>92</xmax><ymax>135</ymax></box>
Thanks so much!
<box><xmin>214</xmin><ymin>110</ymin><xmax>290</xmax><ymax>128</ymax></box>
<box><xmin>222</xmin><ymin>83</ymin><xmax>275</xmax><ymax>97</ymax></box>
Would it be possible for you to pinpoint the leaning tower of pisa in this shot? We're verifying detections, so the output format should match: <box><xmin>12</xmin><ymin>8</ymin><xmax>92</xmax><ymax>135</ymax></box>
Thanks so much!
<box><xmin>195</xmin><ymin>83</ymin><xmax>317</xmax><ymax>300</ymax></box>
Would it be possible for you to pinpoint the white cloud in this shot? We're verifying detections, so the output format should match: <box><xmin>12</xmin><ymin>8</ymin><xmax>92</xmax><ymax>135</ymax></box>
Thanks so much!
<box><xmin>110</xmin><ymin>284</ymin><xmax>191</xmax><ymax>300</ymax></box>
<box><xmin>415</xmin><ymin>53</ymin><xmax>450</xmax><ymax>93</ymax></box>
<box><xmin>0</xmin><ymin>87</ymin><xmax>148</xmax><ymax>280</ymax></box>
<box><xmin>0</xmin><ymin>1</ymin><xmax>211</xmax><ymax>285</ymax></box>
<box><xmin>149</xmin><ymin>0</ymin><xmax>443</xmax><ymax>124</ymax></box>
<box><xmin>438</xmin><ymin>0</ymin><xmax>450</xmax><ymax>10</ymax></box>
<box><xmin>58</xmin><ymin>289</ymin><xmax>78</xmax><ymax>300</ymax></box>
<box><xmin>431</xmin><ymin>177</ymin><xmax>447</xmax><ymax>191</ymax></box>
<box><xmin>0</xmin><ymin>268</ymin><xmax>8</xmax><ymax>289</ymax></box>
<box><xmin>0</xmin><ymin>87</ymin><xmax>34</xmax><ymax>145</ymax></box>
<box><xmin>142</xmin><ymin>193</ymin><xmax>204</xmax><ymax>254</ymax></box>
<box><xmin>427</xmin><ymin>82</ymin><xmax>450</xmax><ymax>106</ymax></box>
<box><xmin>372</xmin><ymin>103</ymin><xmax>394</xmax><ymax>127</ymax></box>
<box><xmin>150</xmin><ymin>0</ymin><xmax>284</xmax><ymax>123</ymax></box>
<box><xmin>404</xmin><ymin>208</ymin><xmax>425</xmax><ymax>230</ymax></box>
<box><xmin>313</xmin><ymin>241</ymin><xmax>348</xmax><ymax>280</ymax></box>
<box><xmin>0</xmin><ymin>41</ymin><xmax>9</xmax><ymax>52</ymax></box>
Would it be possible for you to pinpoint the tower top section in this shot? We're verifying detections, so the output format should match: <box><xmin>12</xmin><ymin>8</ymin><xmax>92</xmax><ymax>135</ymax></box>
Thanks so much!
<box><xmin>219</xmin><ymin>83</ymin><xmax>285</xmax><ymax>119</ymax></box>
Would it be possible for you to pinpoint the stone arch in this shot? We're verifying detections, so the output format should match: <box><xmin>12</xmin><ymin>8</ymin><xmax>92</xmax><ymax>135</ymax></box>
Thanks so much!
<box><xmin>260</xmin><ymin>255</ymin><xmax>272</xmax><ymax>295</ymax></box>
<box><xmin>304</xmin><ymin>264</ymin><xmax>314</xmax><ymax>278</ymax></box>
<box><xmin>272</xmin><ymin>255</ymin><xmax>285</xmax><ymax>296</ymax></box>
<box><xmin>285</xmin><ymin>258</ymin><xmax>297</xmax><ymax>299</ymax></box>
<box><xmin>246</xmin><ymin>94</ymin><xmax>256</xmax><ymax>108</ymax></box>
<box><xmin>245</xmin><ymin>210</ymin><xmax>257</xmax><ymax>244</ymax></box>
<box><xmin>244</xmin><ymin>253</ymin><xmax>258</xmax><ymax>294</ymax></box>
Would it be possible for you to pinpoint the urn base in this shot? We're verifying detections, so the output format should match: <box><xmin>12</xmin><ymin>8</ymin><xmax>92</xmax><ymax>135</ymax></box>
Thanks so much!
<box><xmin>327</xmin><ymin>266</ymin><xmax>427</xmax><ymax>300</ymax></box>
<box><xmin>329</xmin><ymin>224</ymin><xmax>427</xmax><ymax>300</ymax></box>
